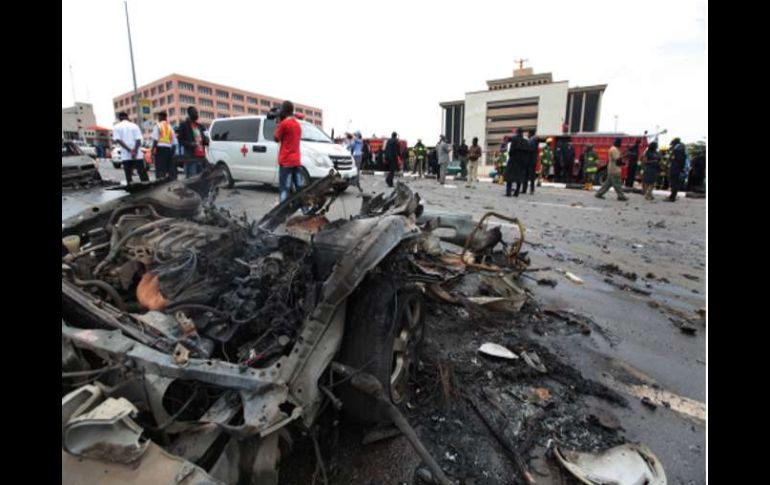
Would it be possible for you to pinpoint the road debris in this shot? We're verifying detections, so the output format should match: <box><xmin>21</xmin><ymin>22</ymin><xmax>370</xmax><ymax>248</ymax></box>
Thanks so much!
<box><xmin>565</xmin><ymin>272</ymin><xmax>584</xmax><ymax>284</ymax></box>
<box><xmin>597</xmin><ymin>263</ymin><xmax>638</xmax><ymax>281</ymax></box>
<box><xmin>479</xmin><ymin>343</ymin><xmax>519</xmax><ymax>360</ymax></box>
<box><xmin>521</xmin><ymin>351</ymin><xmax>547</xmax><ymax>373</ymax></box>
<box><xmin>603</xmin><ymin>277</ymin><xmax>652</xmax><ymax>296</ymax></box>
<box><xmin>551</xmin><ymin>443</ymin><xmax>667</xmax><ymax>485</ymax></box>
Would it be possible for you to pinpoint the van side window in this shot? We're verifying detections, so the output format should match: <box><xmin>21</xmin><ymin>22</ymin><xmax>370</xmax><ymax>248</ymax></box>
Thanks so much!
<box><xmin>263</xmin><ymin>118</ymin><xmax>277</xmax><ymax>141</ymax></box>
<box><xmin>210</xmin><ymin>119</ymin><xmax>261</xmax><ymax>142</ymax></box>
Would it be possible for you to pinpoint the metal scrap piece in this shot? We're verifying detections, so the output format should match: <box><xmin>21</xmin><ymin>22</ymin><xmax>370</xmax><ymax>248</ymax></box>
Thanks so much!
<box><xmin>63</xmin><ymin>397</ymin><xmax>149</xmax><ymax>464</ymax></box>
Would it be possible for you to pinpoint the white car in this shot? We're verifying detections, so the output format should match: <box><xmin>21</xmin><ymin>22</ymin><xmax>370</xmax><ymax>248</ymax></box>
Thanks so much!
<box><xmin>74</xmin><ymin>140</ymin><xmax>97</xmax><ymax>159</ymax></box>
<box><xmin>206</xmin><ymin>115</ymin><xmax>358</xmax><ymax>191</ymax></box>
<box><xmin>111</xmin><ymin>146</ymin><xmax>122</xmax><ymax>169</ymax></box>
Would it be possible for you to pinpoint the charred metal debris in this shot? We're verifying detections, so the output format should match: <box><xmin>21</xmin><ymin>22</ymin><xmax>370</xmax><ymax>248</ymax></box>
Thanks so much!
<box><xmin>62</xmin><ymin>168</ymin><xmax>539</xmax><ymax>484</ymax></box>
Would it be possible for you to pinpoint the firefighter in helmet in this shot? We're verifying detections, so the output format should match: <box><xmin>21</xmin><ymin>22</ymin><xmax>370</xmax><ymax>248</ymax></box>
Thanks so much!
<box><xmin>582</xmin><ymin>144</ymin><xmax>599</xmax><ymax>191</ymax></box>
<box><xmin>539</xmin><ymin>138</ymin><xmax>554</xmax><ymax>185</ymax></box>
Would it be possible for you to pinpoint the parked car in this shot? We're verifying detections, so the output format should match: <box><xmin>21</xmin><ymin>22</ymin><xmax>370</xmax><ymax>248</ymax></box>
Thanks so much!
<box><xmin>447</xmin><ymin>159</ymin><xmax>462</xmax><ymax>176</ymax></box>
<box><xmin>74</xmin><ymin>140</ymin><xmax>98</xmax><ymax>159</ymax></box>
<box><xmin>206</xmin><ymin>115</ymin><xmax>358</xmax><ymax>192</ymax></box>
<box><xmin>62</xmin><ymin>140</ymin><xmax>101</xmax><ymax>188</ymax></box>
<box><xmin>111</xmin><ymin>146</ymin><xmax>122</xmax><ymax>169</ymax></box>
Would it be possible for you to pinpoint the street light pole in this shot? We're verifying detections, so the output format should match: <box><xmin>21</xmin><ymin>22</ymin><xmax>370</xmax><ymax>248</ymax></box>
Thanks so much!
<box><xmin>124</xmin><ymin>0</ymin><xmax>141</xmax><ymax>128</ymax></box>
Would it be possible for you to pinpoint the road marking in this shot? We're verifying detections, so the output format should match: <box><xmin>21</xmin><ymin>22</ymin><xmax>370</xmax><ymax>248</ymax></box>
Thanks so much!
<box><xmin>606</xmin><ymin>379</ymin><xmax>706</xmax><ymax>422</ymax></box>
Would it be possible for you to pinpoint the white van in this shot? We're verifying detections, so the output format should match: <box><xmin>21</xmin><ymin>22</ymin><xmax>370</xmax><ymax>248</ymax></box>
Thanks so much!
<box><xmin>206</xmin><ymin>115</ymin><xmax>358</xmax><ymax>192</ymax></box>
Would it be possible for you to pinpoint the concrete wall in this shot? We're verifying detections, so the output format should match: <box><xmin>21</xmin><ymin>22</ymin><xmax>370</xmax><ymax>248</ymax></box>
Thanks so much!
<box><xmin>464</xmin><ymin>82</ymin><xmax>569</xmax><ymax>165</ymax></box>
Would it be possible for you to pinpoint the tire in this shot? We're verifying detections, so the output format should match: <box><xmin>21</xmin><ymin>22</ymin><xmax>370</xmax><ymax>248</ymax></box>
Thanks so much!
<box><xmin>216</xmin><ymin>162</ymin><xmax>235</xmax><ymax>188</ymax></box>
<box><xmin>337</xmin><ymin>274</ymin><xmax>425</xmax><ymax>423</ymax></box>
<box><xmin>598</xmin><ymin>170</ymin><xmax>608</xmax><ymax>186</ymax></box>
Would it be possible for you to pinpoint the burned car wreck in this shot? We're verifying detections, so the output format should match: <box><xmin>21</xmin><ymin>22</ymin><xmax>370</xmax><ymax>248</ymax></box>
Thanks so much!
<box><xmin>61</xmin><ymin>168</ymin><xmax>530</xmax><ymax>484</ymax></box>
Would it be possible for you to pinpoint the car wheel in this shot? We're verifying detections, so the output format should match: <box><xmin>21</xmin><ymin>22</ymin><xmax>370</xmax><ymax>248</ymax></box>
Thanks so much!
<box><xmin>337</xmin><ymin>274</ymin><xmax>425</xmax><ymax>423</ymax></box>
<box><xmin>598</xmin><ymin>170</ymin><xmax>608</xmax><ymax>185</ymax></box>
<box><xmin>217</xmin><ymin>162</ymin><xmax>235</xmax><ymax>188</ymax></box>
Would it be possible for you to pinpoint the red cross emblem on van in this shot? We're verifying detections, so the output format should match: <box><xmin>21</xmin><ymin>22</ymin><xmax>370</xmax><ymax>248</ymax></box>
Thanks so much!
<box><xmin>240</xmin><ymin>144</ymin><xmax>248</xmax><ymax>157</ymax></box>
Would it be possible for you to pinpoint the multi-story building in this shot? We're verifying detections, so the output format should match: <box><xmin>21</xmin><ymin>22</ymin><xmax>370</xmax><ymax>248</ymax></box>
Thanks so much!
<box><xmin>62</xmin><ymin>102</ymin><xmax>111</xmax><ymax>147</ymax></box>
<box><xmin>440</xmin><ymin>65</ymin><xmax>606</xmax><ymax>166</ymax></box>
<box><xmin>112</xmin><ymin>73</ymin><xmax>324</xmax><ymax>129</ymax></box>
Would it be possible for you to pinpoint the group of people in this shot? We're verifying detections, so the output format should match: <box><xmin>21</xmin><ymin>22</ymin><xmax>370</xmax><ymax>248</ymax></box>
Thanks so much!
<box><xmin>111</xmin><ymin>106</ymin><xmax>210</xmax><ymax>184</ymax></box>
<box><xmin>501</xmin><ymin>128</ymin><xmax>540</xmax><ymax>197</ymax></box>
<box><xmin>594</xmin><ymin>137</ymin><xmax>690</xmax><ymax>202</ymax></box>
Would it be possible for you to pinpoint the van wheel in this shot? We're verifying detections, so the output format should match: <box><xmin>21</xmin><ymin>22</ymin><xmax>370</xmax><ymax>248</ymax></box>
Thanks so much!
<box><xmin>337</xmin><ymin>274</ymin><xmax>425</xmax><ymax>423</ymax></box>
<box><xmin>217</xmin><ymin>162</ymin><xmax>235</xmax><ymax>188</ymax></box>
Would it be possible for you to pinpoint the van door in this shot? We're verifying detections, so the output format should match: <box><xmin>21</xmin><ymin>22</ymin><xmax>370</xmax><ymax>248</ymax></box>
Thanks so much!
<box><xmin>257</xmin><ymin>118</ymin><xmax>280</xmax><ymax>185</ymax></box>
<box><xmin>209</xmin><ymin>118</ymin><xmax>266</xmax><ymax>182</ymax></box>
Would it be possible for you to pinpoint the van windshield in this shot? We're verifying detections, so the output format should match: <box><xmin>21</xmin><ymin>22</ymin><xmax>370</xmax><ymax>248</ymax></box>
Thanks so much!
<box><xmin>263</xmin><ymin>118</ymin><xmax>331</xmax><ymax>143</ymax></box>
<box><xmin>300</xmin><ymin>122</ymin><xmax>331</xmax><ymax>143</ymax></box>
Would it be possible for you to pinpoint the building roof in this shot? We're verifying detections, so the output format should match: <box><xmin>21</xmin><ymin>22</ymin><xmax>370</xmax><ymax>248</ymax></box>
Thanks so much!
<box><xmin>567</xmin><ymin>84</ymin><xmax>608</xmax><ymax>93</ymax></box>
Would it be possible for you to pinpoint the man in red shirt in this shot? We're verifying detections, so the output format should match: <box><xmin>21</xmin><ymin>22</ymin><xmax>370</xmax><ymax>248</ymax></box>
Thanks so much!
<box><xmin>274</xmin><ymin>100</ymin><xmax>303</xmax><ymax>202</ymax></box>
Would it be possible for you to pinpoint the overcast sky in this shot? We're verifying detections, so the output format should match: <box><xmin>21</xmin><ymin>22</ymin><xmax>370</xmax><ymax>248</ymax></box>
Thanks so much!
<box><xmin>62</xmin><ymin>0</ymin><xmax>707</xmax><ymax>145</ymax></box>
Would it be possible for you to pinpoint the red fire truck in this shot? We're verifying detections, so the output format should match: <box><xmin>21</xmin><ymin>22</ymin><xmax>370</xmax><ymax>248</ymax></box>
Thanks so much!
<box><xmin>542</xmin><ymin>133</ymin><xmax>648</xmax><ymax>182</ymax></box>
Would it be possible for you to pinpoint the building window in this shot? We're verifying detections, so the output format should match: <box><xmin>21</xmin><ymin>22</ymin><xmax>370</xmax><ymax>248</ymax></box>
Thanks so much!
<box><xmin>152</xmin><ymin>100</ymin><xmax>157</xmax><ymax>108</ymax></box>
<box><xmin>247</xmin><ymin>97</ymin><xmax>258</xmax><ymax>105</ymax></box>
<box><xmin>200</xmin><ymin>110</ymin><xmax>215</xmax><ymax>119</ymax></box>
<box><xmin>167</xmin><ymin>94</ymin><xmax>174</xmax><ymax>103</ymax></box>
<box><xmin>199</xmin><ymin>98</ymin><xmax>214</xmax><ymax>107</ymax></box>
<box><xmin>180</xmin><ymin>95</ymin><xmax>196</xmax><ymax>104</ymax></box>
<box><xmin>260</xmin><ymin>99</ymin><xmax>271</xmax><ymax>106</ymax></box>
<box><xmin>166</xmin><ymin>81</ymin><xmax>173</xmax><ymax>90</ymax></box>
<box><xmin>217</xmin><ymin>113</ymin><xmax>229</xmax><ymax>118</ymax></box>
<box><xmin>273</xmin><ymin>102</ymin><xmax>281</xmax><ymax>108</ymax></box>
<box><xmin>217</xmin><ymin>101</ymin><xmax>230</xmax><ymax>110</ymax></box>
<box><xmin>296</xmin><ymin>108</ymin><xmax>304</xmax><ymax>114</ymax></box>
<box><xmin>178</xmin><ymin>81</ymin><xmax>194</xmax><ymax>91</ymax></box>
<box><xmin>118</xmin><ymin>100</ymin><xmax>123</xmax><ymax>107</ymax></box>
<box><xmin>181</xmin><ymin>107</ymin><xmax>187</xmax><ymax>117</ymax></box>
<box><xmin>159</xmin><ymin>98</ymin><xmax>165</xmax><ymax>106</ymax></box>
<box><xmin>169</xmin><ymin>108</ymin><xmax>175</xmax><ymax>116</ymax></box>
<box><xmin>198</xmin><ymin>85</ymin><xmax>212</xmax><ymax>95</ymax></box>
<box><xmin>158</xmin><ymin>84</ymin><xmax>165</xmax><ymax>93</ymax></box>
<box><xmin>142</xmin><ymin>90</ymin><xmax>148</xmax><ymax>98</ymax></box>
<box><xmin>315</xmin><ymin>111</ymin><xmax>322</xmax><ymax>117</ymax></box>
<box><xmin>260</xmin><ymin>110</ymin><xmax>268</xmax><ymax>115</ymax></box>
<box><xmin>233</xmin><ymin>105</ymin><xmax>245</xmax><ymax>113</ymax></box>
<box><xmin>151</xmin><ymin>87</ymin><xmax>156</xmax><ymax>96</ymax></box>
<box><xmin>216</xmin><ymin>90</ymin><xmax>229</xmax><ymax>99</ymax></box>
<box><xmin>232</xmin><ymin>93</ymin><xmax>244</xmax><ymax>101</ymax></box>
<box><xmin>248</xmin><ymin>107</ymin><xmax>258</xmax><ymax>114</ymax></box>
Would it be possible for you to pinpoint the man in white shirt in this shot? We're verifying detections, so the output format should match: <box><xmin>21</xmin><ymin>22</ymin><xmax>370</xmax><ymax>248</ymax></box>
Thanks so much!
<box><xmin>112</xmin><ymin>111</ymin><xmax>149</xmax><ymax>184</ymax></box>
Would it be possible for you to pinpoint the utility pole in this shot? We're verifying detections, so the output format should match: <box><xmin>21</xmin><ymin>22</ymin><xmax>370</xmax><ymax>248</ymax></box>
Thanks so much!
<box><xmin>124</xmin><ymin>0</ymin><xmax>142</xmax><ymax>128</ymax></box>
<box><xmin>69</xmin><ymin>62</ymin><xmax>77</xmax><ymax>105</ymax></box>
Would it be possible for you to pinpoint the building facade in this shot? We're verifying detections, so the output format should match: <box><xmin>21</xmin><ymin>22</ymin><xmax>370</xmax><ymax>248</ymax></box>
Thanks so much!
<box><xmin>62</xmin><ymin>102</ymin><xmax>97</xmax><ymax>140</ymax></box>
<box><xmin>112</xmin><ymin>73</ymin><xmax>324</xmax><ymax>129</ymax></box>
<box><xmin>440</xmin><ymin>66</ymin><xmax>606</xmax><ymax>165</ymax></box>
